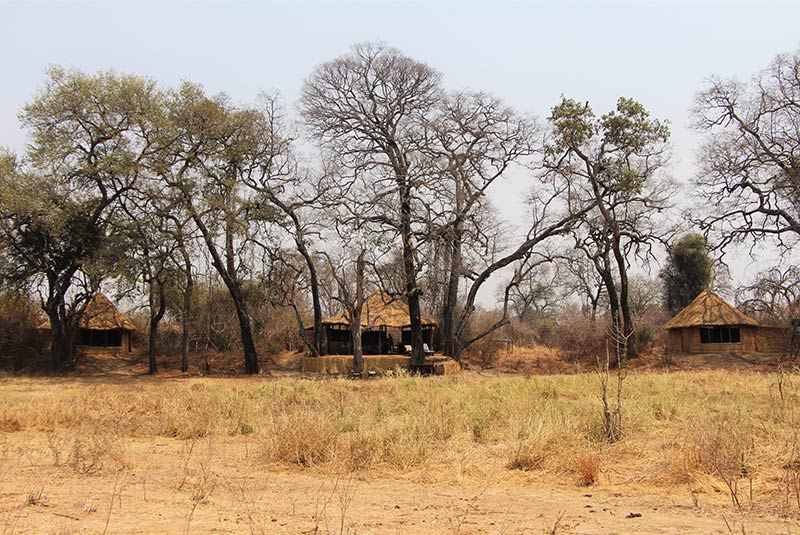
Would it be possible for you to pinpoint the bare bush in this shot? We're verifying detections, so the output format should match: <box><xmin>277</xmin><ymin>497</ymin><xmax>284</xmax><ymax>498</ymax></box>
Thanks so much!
<box><xmin>551</xmin><ymin>313</ymin><xmax>606</xmax><ymax>364</ymax></box>
<box><xmin>0</xmin><ymin>292</ymin><xmax>45</xmax><ymax>372</ymax></box>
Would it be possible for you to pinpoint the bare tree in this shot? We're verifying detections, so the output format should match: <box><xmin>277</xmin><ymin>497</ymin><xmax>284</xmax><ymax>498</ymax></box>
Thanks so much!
<box><xmin>300</xmin><ymin>43</ymin><xmax>442</xmax><ymax>366</ymax></box>
<box><xmin>694</xmin><ymin>47</ymin><xmax>800</xmax><ymax>252</ymax></box>
<box><xmin>559</xmin><ymin>249</ymin><xmax>605</xmax><ymax>321</ymax></box>
<box><xmin>240</xmin><ymin>95</ymin><xmax>328</xmax><ymax>357</ymax></box>
<box><xmin>737</xmin><ymin>265</ymin><xmax>800</xmax><ymax>322</ymax></box>
<box><xmin>506</xmin><ymin>260</ymin><xmax>562</xmax><ymax>325</ymax></box>
<box><xmin>451</xmin><ymin>184</ymin><xmax>596</xmax><ymax>361</ymax></box>
<box><xmin>425</xmin><ymin>91</ymin><xmax>536</xmax><ymax>357</ymax></box>
<box><xmin>321</xmin><ymin>249</ymin><xmax>368</xmax><ymax>374</ymax></box>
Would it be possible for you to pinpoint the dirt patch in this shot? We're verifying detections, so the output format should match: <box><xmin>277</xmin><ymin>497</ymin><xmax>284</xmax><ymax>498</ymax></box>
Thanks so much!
<box><xmin>1</xmin><ymin>434</ymin><xmax>794</xmax><ymax>535</ymax></box>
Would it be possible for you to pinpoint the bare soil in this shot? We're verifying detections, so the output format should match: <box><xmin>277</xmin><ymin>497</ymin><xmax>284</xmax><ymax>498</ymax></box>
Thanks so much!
<box><xmin>2</xmin><ymin>433</ymin><xmax>796</xmax><ymax>535</ymax></box>
<box><xmin>1</xmin><ymin>349</ymin><xmax>799</xmax><ymax>534</ymax></box>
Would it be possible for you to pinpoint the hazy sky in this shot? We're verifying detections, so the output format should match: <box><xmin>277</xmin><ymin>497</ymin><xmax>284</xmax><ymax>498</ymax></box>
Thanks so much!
<box><xmin>2</xmin><ymin>0</ymin><xmax>799</xmax><ymax>292</ymax></box>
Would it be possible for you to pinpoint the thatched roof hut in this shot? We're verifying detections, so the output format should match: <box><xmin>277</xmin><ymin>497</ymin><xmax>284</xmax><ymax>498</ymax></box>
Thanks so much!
<box><xmin>77</xmin><ymin>293</ymin><xmax>137</xmax><ymax>332</ymax></box>
<box><xmin>663</xmin><ymin>290</ymin><xmax>758</xmax><ymax>330</ymax></box>
<box><xmin>39</xmin><ymin>293</ymin><xmax>135</xmax><ymax>355</ymax></box>
<box><xmin>321</xmin><ymin>291</ymin><xmax>437</xmax><ymax>329</ymax></box>
<box><xmin>663</xmin><ymin>290</ymin><xmax>786</xmax><ymax>354</ymax></box>
<box><xmin>76</xmin><ymin>293</ymin><xmax>135</xmax><ymax>355</ymax></box>
<box><xmin>315</xmin><ymin>291</ymin><xmax>437</xmax><ymax>355</ymax></box>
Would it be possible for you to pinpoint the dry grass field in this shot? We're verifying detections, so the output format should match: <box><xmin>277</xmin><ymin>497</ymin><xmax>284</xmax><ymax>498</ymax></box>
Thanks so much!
<box><xmin>1</xmin><ymin>367</ymin><xmax>800</xmax><ymax>534</ymax></box>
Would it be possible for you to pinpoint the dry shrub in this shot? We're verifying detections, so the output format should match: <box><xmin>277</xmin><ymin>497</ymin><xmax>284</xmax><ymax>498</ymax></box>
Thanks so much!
<box><xmin>464</xmin><ymin>336</ymin><xmax>500</xmax><ymax>368</ymax></box>
<box><xmin>339</xmin><ymin>415</ymin><xmax>433</xmax><ymax>472</ymax></box>
<box><xmin>264</xmin><ymin>410</ymin><xmax>339</xmax><ymax>467</ymax></box>
<box><xmin>505</xmin><ymin>410</ymin><xmax>598</xmax><ymax>477</ymax></box>
<box><xmin>506</xmin><ymin>419</ymin><xmax>559</xmax><ymax>472</ymax></box>
<box><xmin>664</xmin><ymin>411</ymin><xmax>755</xmax><ymax>509</ymax></box>
<box><xmin>575</xmin><ymin>453</ymin><xmax>601</xmax><ymax>486</ymax></box>
<box><xmin>508</xmin><ymin>318</ymin><xmax>548</xmax><ymax>348</ymax></box>
<box><xmin>68</xmin><ymin>434</ymin><xmax>135</xmax><ymax>474</ymax></box>
<box><xmin>0</xmin><ymin>411</ymin><xmax>23</xmax><ymax>432</ymax></box>
<box><xmin>156</xmin><ymin>384</ymin><xmax>250</xmax><ymax>439</ymax></box>
<box><xmin>345</xmin><ymin>431</ymin><xmax>382</xmax><ymax>471</ymax></box>
<box><xmin>551</xmin><ymin>314</ymin><xmax>606</xmax><ymax>363</ymax></box>
<box><xmin>777</xmin><ymin>434</ymin><xmax>800</xmax><ymax>513</ymax></box>
<box><xmin>670</xmin><ymin>416</ymin><xmax>752</xmax><ymax>482</ymax></box>
<box><xmin>170</xmin><ymin>281</ymin><xmax>305</xmax><ymax>367</ymax></box>
<box><xmin>0</xmin><ymin>291</ymin><xmax>45</xmax><ymax>372</ymax></box>
<box><xmin>370</xmin><ymin>420</ymin><xmax>431</xmax><ymax>470</ymax></box>
<box><xmin>461</xmin><ymin>308</ymin><xmax>505</xmax><ymax>368</ymax></box>
<box><xmin>489</xmin><ymin>344</ymin><xmax>577</xmax><ymax>375</ymax></box>
<box><xmin>507</xmin><ymin>441</ymin><xmax>547</xmax><ymax>471</ymax></box>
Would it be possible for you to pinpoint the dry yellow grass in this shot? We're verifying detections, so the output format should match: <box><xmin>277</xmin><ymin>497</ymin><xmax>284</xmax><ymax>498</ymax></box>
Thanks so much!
<box><xmin>1</xmin><ymin>368</ymin><xmax>799</xmax><ymax>524</ymax></box>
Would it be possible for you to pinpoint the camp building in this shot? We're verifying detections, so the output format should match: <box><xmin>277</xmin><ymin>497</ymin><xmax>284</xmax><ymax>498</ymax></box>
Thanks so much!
<box><xmin>314</xmin><ymin>291</ymin><xmax>437</xmax><ymax>355</ymax></box>
<box><xmin>39</xmin><ymin>293</ymin><xmax>136</xmax><ymax>356</ymax></box>
<box><xmin>663</xmin><ymin>290</ymin><xmax>786</xmax><ymax>354</ymax></box>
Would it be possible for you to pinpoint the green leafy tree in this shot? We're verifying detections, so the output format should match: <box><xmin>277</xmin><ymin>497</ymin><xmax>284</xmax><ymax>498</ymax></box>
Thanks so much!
<box><xmin>544</xmin><ymin>97</ymin><xmax>673</xmax><ymax>358</ymax></box>
<box><xmin>0</xmin><ymin>68</ymin><xmax>160</xmax><ymax>370</ymax></box>
<box><xmin>660</xmin><ymin>233</ymin><xmax>713</xmax><ymax>314</ymax></box>
<box><xmin>157</xmin><ymin>83</ymin><xmax>296</xmax><ymax>374</ymax></box>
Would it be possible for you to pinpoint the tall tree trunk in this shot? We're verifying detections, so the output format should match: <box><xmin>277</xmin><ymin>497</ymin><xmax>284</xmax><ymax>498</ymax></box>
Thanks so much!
<box><xmin>442</xmin><ymin>222</ymin><xmax>463</xmax><ymax>359</ymax></box>
<box><xmin>228</xmin><ymin>283</ymin><xmax>259</xmax><ymax>374</ymax></box>
<box><xmin>269</xmin><ymin>193</ymin><xmax>323</xmax><ymax>357</ymax></box>
<box><xmin>44</xmin><ymin>278</ymin><xmax>76</xmax><ymax>371</ymax></box>
<box><xmin>201</xmin><ymin>248</ymin><xmax>259</xmax><ymax>374</ymax></box>
<box><xmin>47</xmin><ymin>307</ymin><xmax>73</xmax><ymax>371</ymax></box>
<box><xmin>224</xmin><ymin>204</ymin><xmax>260</xmax><ymax>375</ymax></box>
<box><xmin>590</xmin><ymin>285</ymin><xmax>602</xmax><ymax>322</ymax></box>
<box><xmin>352</xmin><ymin>250</ymin><xmax>365</xmax><ymax>375</ymax></box>
<box><xmin>306</xmin><ymin>252</ymin><xmax>324</xmax><ymax>357</ymax></box>
<box><xmin>186</xmin><ymin>196</ymin><xmax>260</xmax><ymax>375</ymax></box>
<box><xmin>596</xmin><ymin>254</ymin><xmax>624</xmax><ymax>364</ymax></box>
<box><xmin>588</xmin><ymin>170</ymin><xmax>634</xmax><ymax>360</ymax></box>
<box><xmin>442</xmin><ymin>168</ymin><xmax>465</xmax><ymax>359</ymax></box>
<box><xmin>293</xmin><ymin>237</ymin><xmax>322</xmax><ymax>357</ymax></box>
<box><xmin>180</xmin><ymin>246</ymin><xmax>193</xmax><ymax>373</ymax></box>
<box><xmin>610</xmin><ymin>236</ymin><xmax>635</xmax><ymax>358</ymax></box>
<box><xmin>170</xmin><ymin>224</ymin><xmax>195</xmax><ymax>373</ymax></box>
<box><xmin>399</xmin><ymin>183</ymin><xmax>425</xmax><ymax>366</ymax></box>
<box><xmin>148</xmin><ymin>279</ymin><xmax>166</xmax><ymax>375</ymax></box>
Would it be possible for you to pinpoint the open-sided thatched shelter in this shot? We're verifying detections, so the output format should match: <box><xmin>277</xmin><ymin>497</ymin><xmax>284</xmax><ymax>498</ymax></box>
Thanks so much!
<box><xmin>663</xmin><ymin>290</ymin><xmax>787</xmax><ymax>354</ymax></box>
<box><xmin>39</xmin><ymin>293</ymin><xmax>136</xmax><ymax>357</ymax></box>
<box><xmin>314</xmin><ymin>291</ymin><xmax>437</xmax><ymax>355</ymax></box>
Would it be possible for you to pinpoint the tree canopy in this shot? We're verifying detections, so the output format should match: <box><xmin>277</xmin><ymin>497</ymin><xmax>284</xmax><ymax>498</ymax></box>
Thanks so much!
<box><xmin>660</xmin><ymin>233</ymin><xmax>713</xmax><ymax>315</ymax></box>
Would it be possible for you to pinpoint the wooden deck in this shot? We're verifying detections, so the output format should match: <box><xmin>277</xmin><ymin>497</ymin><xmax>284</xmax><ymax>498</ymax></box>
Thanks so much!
<box><xmin>301</xmin><ymin>354</ymin><xmax>459</xmax><ymax>375</ymax></box>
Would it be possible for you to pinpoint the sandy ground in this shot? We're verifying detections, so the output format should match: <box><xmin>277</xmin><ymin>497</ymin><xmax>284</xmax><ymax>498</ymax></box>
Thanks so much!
<box><xmin>0</xmin><ymin>433</ymin><xmax>797</xmax><ymax>535</ymax></box>
<box><xmin>2</xmin><ymin>350</ymin><xmax>799</xmax><ymax>534</ymax></box>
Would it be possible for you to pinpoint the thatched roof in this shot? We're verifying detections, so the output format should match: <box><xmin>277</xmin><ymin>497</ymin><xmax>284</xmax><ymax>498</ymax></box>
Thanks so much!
<box><xmin>79</xmin><ymin>293</ymin><xmax>136</xmax><ymax>330</ymax></box>
<box><xmin>321</xmin><ymin>291</ymin><xmax>437</xmax><ymax>329</ymax></box>
<box><xmin>662</xmin><ymin>290</ymin><xmax>759</xmax><ymax>329</ymax></box>
<box><xmin>37</xmin><ymin>293</ymin><xmax>136</xmax><ymax>331</ymax></box>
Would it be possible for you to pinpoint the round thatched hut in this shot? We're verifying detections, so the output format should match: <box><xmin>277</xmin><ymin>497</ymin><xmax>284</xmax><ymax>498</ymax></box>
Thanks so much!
<box><xmin>663</xmin><ymin>290</ymin><xmax>787</xmax><ymax>354</ymax></box>
<box><xmin>38</xmin><ymin>293</ymin><xmax>136</xmax><ymax>356</ymax></box>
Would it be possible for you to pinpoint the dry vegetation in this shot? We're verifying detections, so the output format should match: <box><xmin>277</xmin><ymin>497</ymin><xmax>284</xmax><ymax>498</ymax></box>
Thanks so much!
<box><xmin>1</xmin><ymin>369</ymin><xmax>800</xmax><ymax>533</ymax></box>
